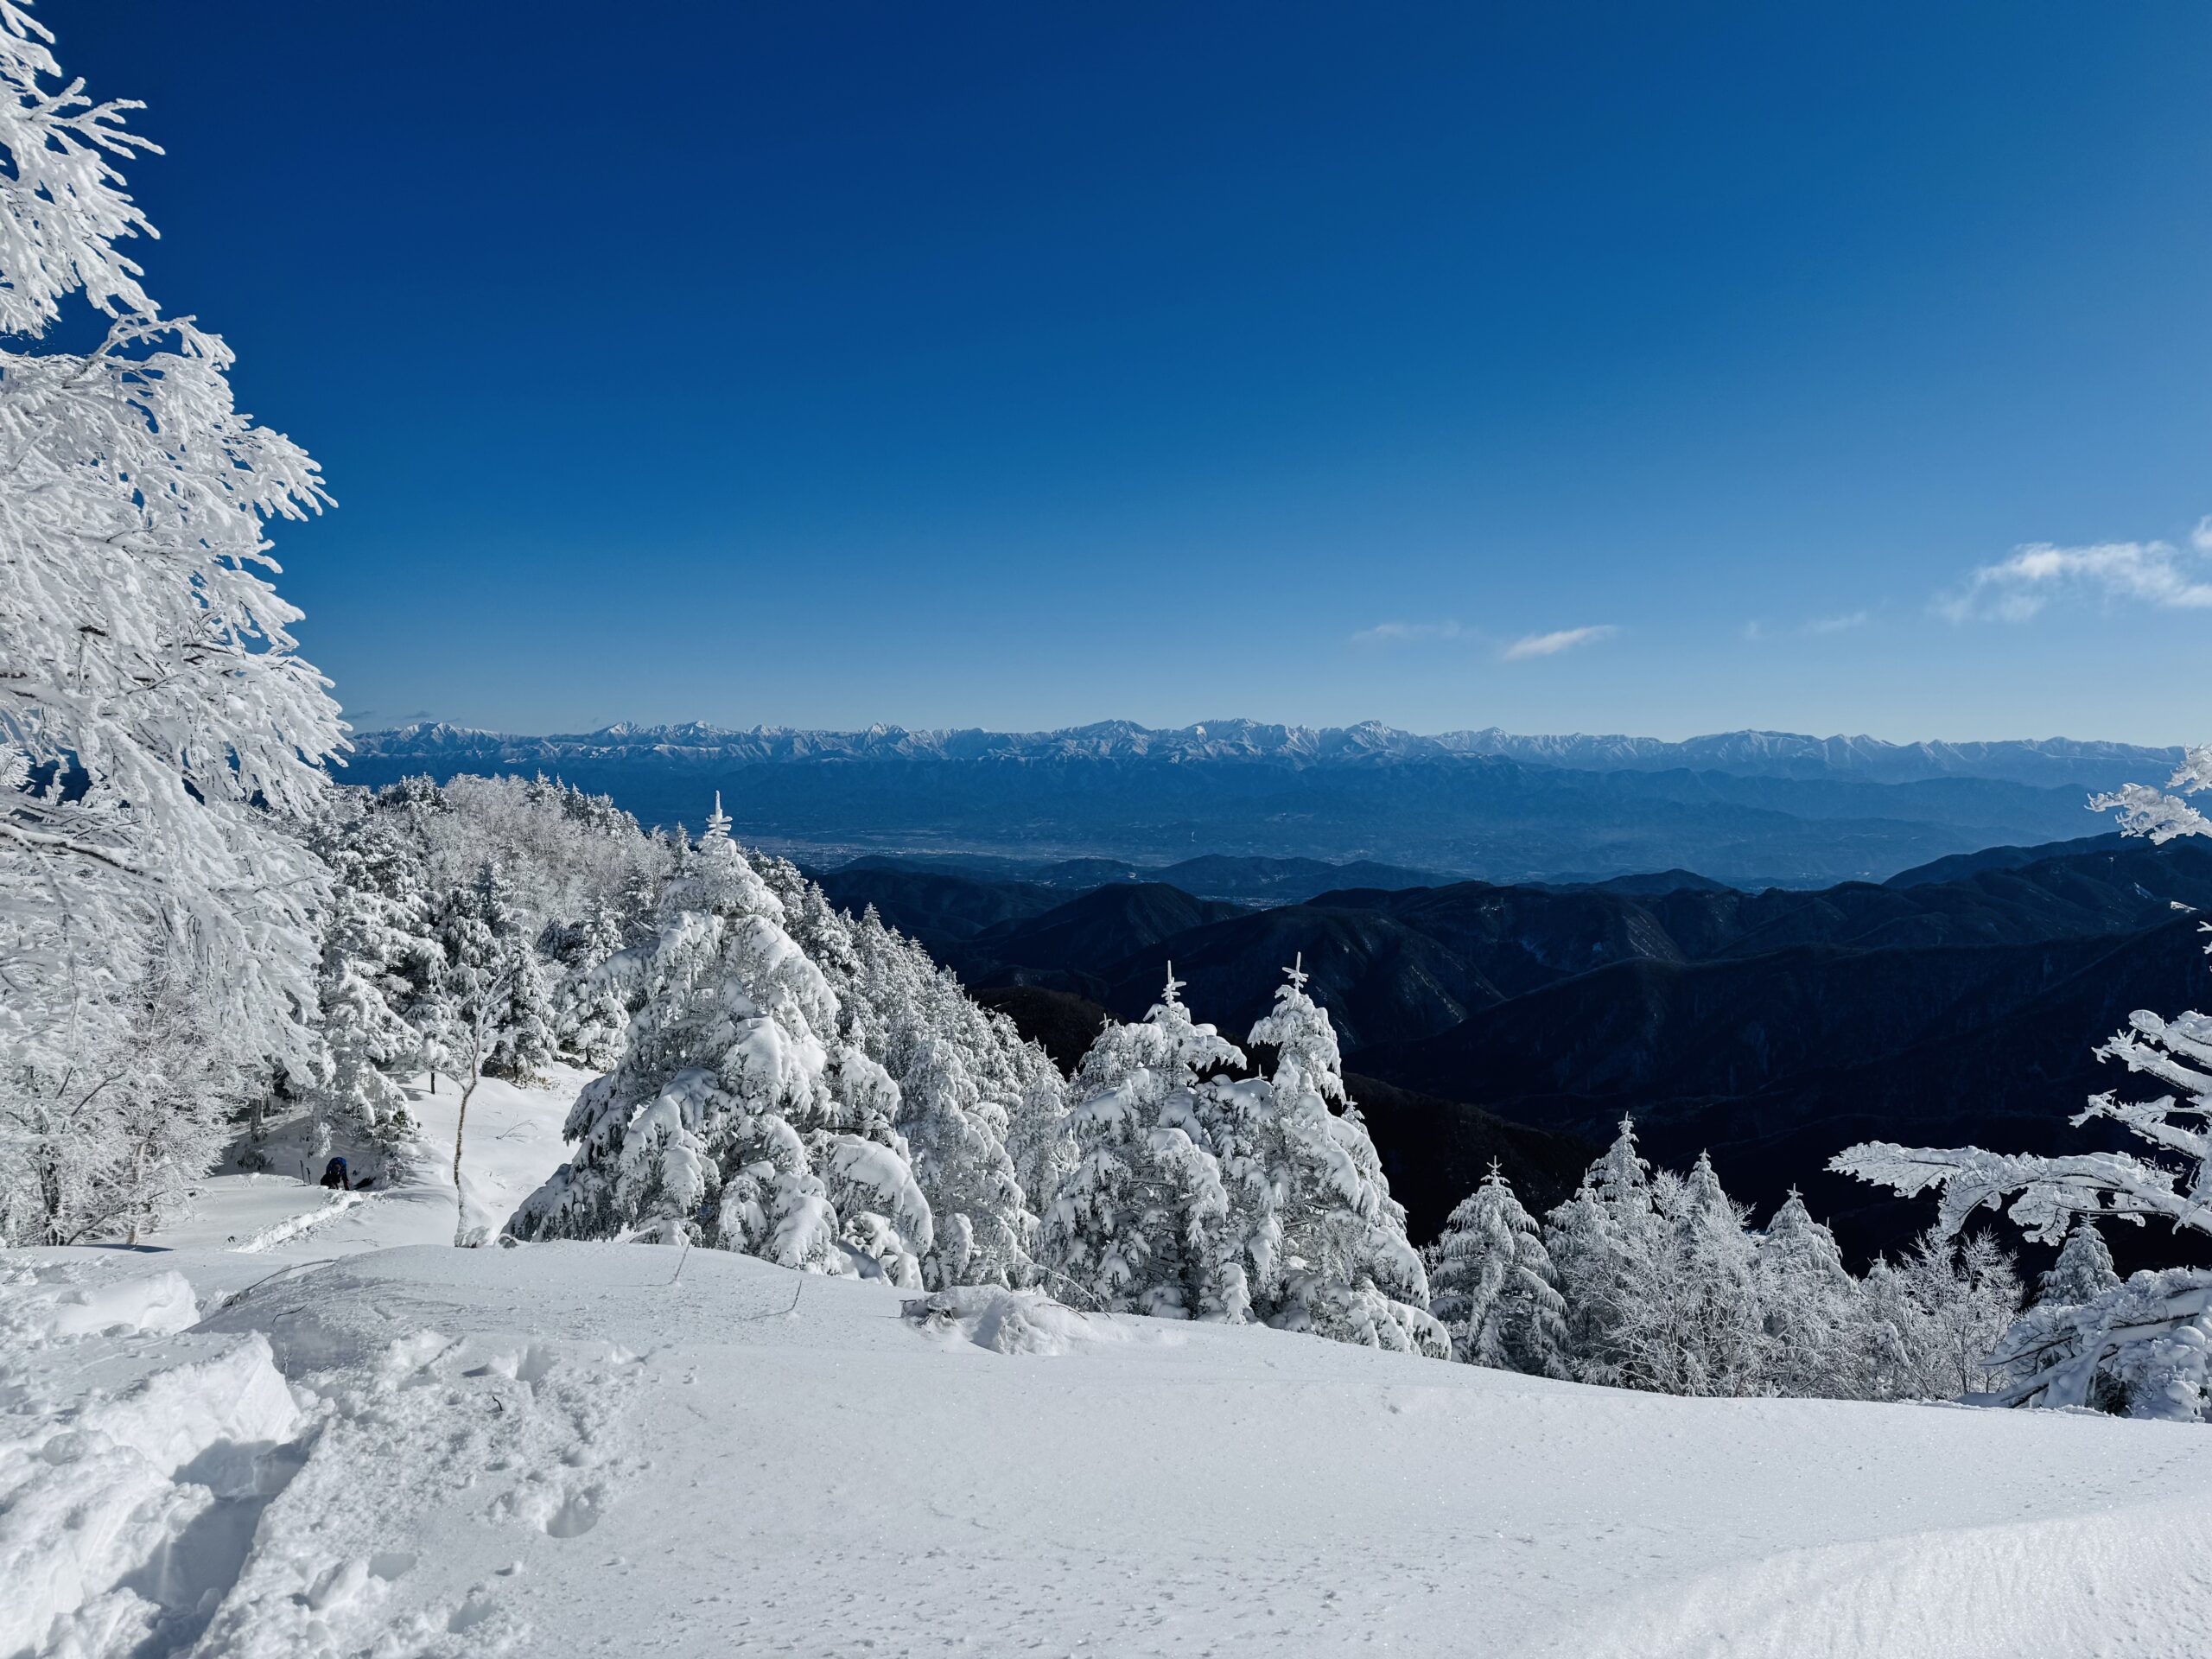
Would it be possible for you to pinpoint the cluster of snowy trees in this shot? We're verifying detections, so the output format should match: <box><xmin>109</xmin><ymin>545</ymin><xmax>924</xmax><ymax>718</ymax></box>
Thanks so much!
<box><xmin>507</xmin><ymin>813</ymin><xmax>1446</xmax><ymax>1355</ymax></box>
<box><xmin>1425</xmin><ymin>1122</ymin><xmax>2024</xmax><ymax>1399</ymax></box>
<box><xmin>301</xmin><ymin>774</ymin><xmax>675</xmax><ymax>1154</ymax></box>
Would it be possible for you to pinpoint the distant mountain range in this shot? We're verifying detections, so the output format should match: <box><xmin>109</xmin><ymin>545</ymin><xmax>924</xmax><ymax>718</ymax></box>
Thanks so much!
<box><xmin>344</xmin><ymin>719</ymin><xmax>2183</xmax><ymax>887</ymax></box>
<box><xmin>817</xmin><ymin>834</ymin><xmax>2212</xmax><ymax>1269</ymax></box>
<box><xmin>353</xmin><ymin>717</ymin><xmax>2175</xmax><ymax>785</ymax></box>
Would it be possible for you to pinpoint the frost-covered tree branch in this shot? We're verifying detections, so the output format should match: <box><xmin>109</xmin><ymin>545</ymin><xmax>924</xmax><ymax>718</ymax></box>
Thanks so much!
<box><xmin>0</xmin><ymin>0</ymin><xmax>341</xmax><ymax>1242</ymax></box>
<box><xmin>2088</xmin><ymin>742</ymin><xmax>2212</xmax><ymax>844</ymax></box>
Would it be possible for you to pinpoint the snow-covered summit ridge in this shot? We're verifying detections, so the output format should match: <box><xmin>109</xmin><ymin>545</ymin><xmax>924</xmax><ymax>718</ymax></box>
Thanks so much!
<box><xmin>353</xmin><ymin>720</ymin><xmax>2180</xmax><ymax>787</ymax></box>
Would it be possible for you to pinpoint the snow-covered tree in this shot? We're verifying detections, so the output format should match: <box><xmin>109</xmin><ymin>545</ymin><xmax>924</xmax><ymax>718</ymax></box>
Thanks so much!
<box><xmin>508</xmin><ymin>802</ymin><xmax>931</xmax><ymax>1283</ymax></box>
<box><xmin>896</xmin><ymin>1033</ymin><xmax>1031</xmax><ymax>1288</ymax></box>
<box><xmin>0</xmin><ymin>1</ymin><xmax>342</xmax><ymax>1235</ymax></box>
<box><xmin>1041</xmin><ymin>969</ymin><xmax>1244</xmax><ymax>1319</ymax></box>
<box><xmin>2090</xmin><ymin>743</ymin><xmax>2212</xmax><ymax>843</ymax></box>
<box><xmin>0</xmin><ymin>953</ymin><xmax>244</xmax><ymax>1246</ymax></box>
<box><xmin>2039</xmin><ymin>1216</ymin><xmax>2120</xmax><ymax>1309</ymax></box>
<box><xmin>780</xmin><ymin>881</ymin><xmax>1045</xmax><ymax>1289</ymax></box>
<box><xmin>1546</xmin><ymin>1117</ymin><xmax>1659</xmax><ymax>1385</ymax></box>
<box><xmin>1989</xmin><ymin>1267</ymin><xmax>2212</xmax><ymax>1420</ymax></box>
<box><xmin>1241</xmin><ymin>961</ymin><xmax>1446</xmax><ymax>1357</ymax></box>
<box><xmin>1005</xmin><ymin>1051</ymin><xmax>1074</xmax><ymax>1234</ymax></box>
<box><xmin>307</xmin><ymin>810</ymin><xmax>436</xmax><ymax>1160</ymax></box>
<box><xmin>1429</xmin><ymin>1162</ymin><xmax>1568</xmax><ymax>1375</ymax></box>
<box><xmin>1859</xmin><ymin>1227</ymin><xmax>2020</xmax><ymax>1400</ymax></box>
<box><xmin>423</xmin><ymin>861</ymin><xmax>555</xmax><ymax>1087</ymax></box>
<box><xmin>1987</xmin><ymin>1217</ymin><xmax>2134</xmax><ymax>1414</ymax></box>
<box><xmin>1608</xmin><ymin>1153</ymin><xmax>1771</xmax><ymax>1397</ymax></box>
<box><xmin>1756</xmin><ymin>1187</ymin><xmax>1872</xmax><ymax>1399</ymax></box>
<box><xmin>550</xmin><ymin>893</ymin><xmax>634</xmax><ymax>1068</ymax></box>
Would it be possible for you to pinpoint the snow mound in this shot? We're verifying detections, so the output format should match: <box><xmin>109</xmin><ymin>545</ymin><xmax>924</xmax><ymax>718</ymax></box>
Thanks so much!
<box><xmin>899</xmin><ymin>1285</ymin><xmax>1137</xmax><ymax>1356</ymax></box>
<box><xmin>1569</xmin><ymin>1490</ymin><xmax>2212</xmax><ymax>1659</ymax></box>
<box><xmin>1</xmin><ymin>1256</ymin><xmax>307</xmax><ymax>1659</ymax></box>
<box><xmin>0</xmin><ymin>1258</ymin><xmax>200</xmax><ymax>1344</ymax></box>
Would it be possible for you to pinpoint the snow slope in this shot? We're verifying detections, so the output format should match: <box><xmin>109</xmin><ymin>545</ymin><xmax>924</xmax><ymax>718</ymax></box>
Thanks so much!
<box><xmin>151</xmin><ymin>1065</ymin><xmax>592</xmax><ymax>1259</ymax></box>
<box><xmin>10</xmin><ymin>1228</ymin><xmax>2212</xmax><ymax>1658</ymax></box>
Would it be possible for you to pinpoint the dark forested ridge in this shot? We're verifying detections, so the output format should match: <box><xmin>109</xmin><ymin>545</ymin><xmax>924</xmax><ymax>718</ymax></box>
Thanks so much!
<box><xmin>824</xmin><ymin>836</ymin><xmax>2212</xmax><ymax>1265</ymax></box>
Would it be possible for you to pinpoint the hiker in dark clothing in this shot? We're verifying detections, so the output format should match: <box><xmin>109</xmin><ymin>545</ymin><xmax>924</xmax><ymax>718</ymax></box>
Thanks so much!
<box><xmin>320</xmin><ymin>1156</ymin><xmax>351</xmax><ymax>1191</ymax></box>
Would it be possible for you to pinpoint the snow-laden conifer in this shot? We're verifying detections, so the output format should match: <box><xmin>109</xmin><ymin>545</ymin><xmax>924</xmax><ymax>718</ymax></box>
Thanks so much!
<box><xmin>1756</xmin><ymin>1187</ymin><xmax>1871</xmax><ymax>1399</ymax></box>
<box><xmin>551</xmin><ymin>893</ymin><xmax>633</xmax><ymax>1069</ymax></box>
<box><xmin>1241</xmin><ymin>961</ymin><xmax>1446</xmax><ymax>1357</ymax></box>
<box><xmin>895</xmin><ymin>1033</ymin><xmax>1031</xmax><ymax>1288</ymax></box>
<box><xmin>791</xmin><ymin>887</ymin><xmax>1045</xmax><ymax>1288</ymax></box>
<box><xmin>1546</xmin><ymin>1117</ymin><xmax>1659</xmax><ymax>1385</ymax></box>
<box><xmin>1042</xmin><ymin>969</ymin><xmax>1243</xmax><ymax>1319</ymax></box>
<box><xmin>509</xmin><ymin>802</ymin><xmax>931</xmax><ymax>1281</ymax></box>
<box><xmin>2040</xmin><ymin>1216</ymin><xmax>2120</xmax><ymax>1309</ymax></box>
<box><xmin>1428</xmin><ymin>1162</ymin><xmax>1568</xmax><ymax>1375</ymax></box>
<box><xmin>1610</xmin><ymin>1152</ymin><xmax>1770</xmax><ymax>1396</ymax></box>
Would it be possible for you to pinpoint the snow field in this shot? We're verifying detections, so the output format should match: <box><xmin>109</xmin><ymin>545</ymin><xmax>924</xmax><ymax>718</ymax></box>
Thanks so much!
<box><xmin>10</xmin><ymin>1239</ymin><xmax>2209</xmax><ymax>1657</ymax></box>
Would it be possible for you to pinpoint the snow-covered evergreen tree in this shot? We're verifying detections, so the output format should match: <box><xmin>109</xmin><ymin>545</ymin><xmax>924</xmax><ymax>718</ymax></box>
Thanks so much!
<box><xmin>551</xmin><ymin>893</ymin><xmax>634</xmax><ymax>1069</ymax></box>
<box><xmin>783</xmin><ymin>882</ymin><xmax>1044</xmax><ymax>1288</ymax></box>
<box><xmin>1611</xmin><ymin>1152</ymin><xmax>1770</xmax><ymax>1397</ymax></box>
<box><xmin>307</xmin><ymin>810</ymin><xmax>437</xmax><ymax>1160</ymax></box>
<box><xmin>0</xmin><ymin>1</ymin><xmax>341</xmax><ymax>1237</ymax></box>
<box><xmin>1546</xmin><ymin>1117</ymin><xmax>1660</xmax><ymax>1386</ymax></box>
<box><xmin>896</xmin><ymin>1033</ymin><xmax>1031</xmax><ymax>1288</ymax></box>
<box><xmin>1429</xmin><ymin>1162</ymin><xmax>1568</xmax><ymax>1375</ymax></box>
<box><xmin>2039</xmin><ymin>1216</ymin><xmax>2120</xmax><ymax>1309</ymax></box>
<box><xmin>1242</xmin><ymin>962</ymin><xmax>1446</xmax><ymax>1357</ymax></box>
<box><xmin>508</xmin><ymin>802</ymin><xmax>931</xmax><ymax>1282</ymax></box>
<box><xmin>1005</xmin><ymin>1049</ymin><xmax>1075</xmax><ymax>1236</ymax></box>
<box><xmin>1041</xmin><ymin>969</ymin><xmax>1243</xmax><ymax>1319</ymax></box>
<box><xmin>1756</xmin><ymin>1187</ymin><xmax>1872</xmax><ymax>1399</ymax></box>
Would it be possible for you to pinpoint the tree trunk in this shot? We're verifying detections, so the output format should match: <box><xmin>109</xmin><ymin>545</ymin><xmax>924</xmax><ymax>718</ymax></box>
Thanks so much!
<box><xmin>453</xmin><ymin>1060</ymin><xmax>480</xmax><ymax>1247</ymax></box>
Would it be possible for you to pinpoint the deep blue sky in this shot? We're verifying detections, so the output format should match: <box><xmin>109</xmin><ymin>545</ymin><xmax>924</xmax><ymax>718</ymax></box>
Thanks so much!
<box><xmin>57</xmin><ymin>2</ymin><xmax>2212</xmax><ymax>741</ymax></box>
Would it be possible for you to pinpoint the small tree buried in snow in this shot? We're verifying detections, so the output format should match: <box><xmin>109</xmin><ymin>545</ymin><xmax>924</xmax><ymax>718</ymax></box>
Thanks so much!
<box><xmin>1834</xmin><ymin>741</ymin><xmax>2212</xmax><ymax>1418</ymax></box>
<box><xmin>508</xmin><ymin>802</ymin><xmax>932</xmax><ymax>1284</ymax></box>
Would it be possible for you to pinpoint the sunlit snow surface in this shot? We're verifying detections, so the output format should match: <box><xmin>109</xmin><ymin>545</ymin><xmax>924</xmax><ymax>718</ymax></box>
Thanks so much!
<box><xmin>10</xmin><ymin>1071</ymin><xmax>2212</xmax><ymax>1656</ymax></box>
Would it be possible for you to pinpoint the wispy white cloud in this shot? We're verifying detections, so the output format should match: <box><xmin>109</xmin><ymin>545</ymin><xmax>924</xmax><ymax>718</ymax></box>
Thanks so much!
<box><xmin>1502</xmin><ymin>624</ymin><xmax>1617</xmax><ymax>662</ymax></box>
<box><xmin>1739</xmin><ymin>620</ymin><xmax>1768</xmax><ymax>642</ymax></box>
<box><xmin>1803</xmin><ymin>610</ymin><xmax>1869</xmax><ymax>635</ymax></box>
<box><xmin>1938</xmin><ymin>518</ymin><xmax>2212</xmax><ymax>622</ymax></box>
<box><xmin>1351</xmin><ymin>620</ymin><xmax>1463</xmax><ymax>646</ymax></box>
